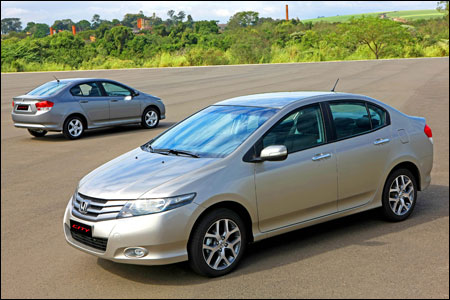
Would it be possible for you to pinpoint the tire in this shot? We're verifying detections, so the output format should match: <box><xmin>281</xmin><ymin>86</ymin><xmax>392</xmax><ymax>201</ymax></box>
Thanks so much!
<box><xmin>63</xmin><ymin>115</ymin><xmax>85</xmax><ymax>140</ymax></box>
<box><xmin>28</xmin><ymin>129</ymin><xmax>47</xmax><ymax>137</ymax></box>
<box><xmin>188</xmin><ymin>208</ymin><xmax>247</xmax><ymax>277</ymax></box>
<box><xmin>141</xmin><ymin>107</ymin><xmax>160</xmax><ymax>129</ymax></box>
<box><xmin>381</xmin><ymin>168</ymin><xmax>418</xmax><ymax>222</ymax></box>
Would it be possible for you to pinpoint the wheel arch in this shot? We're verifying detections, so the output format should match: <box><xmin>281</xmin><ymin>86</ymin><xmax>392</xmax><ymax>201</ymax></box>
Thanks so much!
<box><xmin>385</xmin><ymin>161</ymin><xmax>421</xmax><ymax>191</ymax></box>
<box><xmin>64</xmin><ymin>112</ymin><xmax>88</xmax><ymax>129</ymax></box>
<box><xmin>188</xmin><ymin>201</ymin><xmax>255</xmax><ymax>247</ymax></box>
<box><xmin>143</xmin><ymin>105</ymin><xmax>161</xmax><ymax>118</ymax></box>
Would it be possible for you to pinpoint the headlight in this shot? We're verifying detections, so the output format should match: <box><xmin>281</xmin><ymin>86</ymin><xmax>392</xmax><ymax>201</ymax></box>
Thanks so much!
<box><xmin>117</xmin><ymin>193</ymin><xmax>196</xmax><ymax>218</ymax></box>
<box><xmin>71</xmin><ymin>188</ymin><xmax>78</xmax><ymax>207</ymax></box>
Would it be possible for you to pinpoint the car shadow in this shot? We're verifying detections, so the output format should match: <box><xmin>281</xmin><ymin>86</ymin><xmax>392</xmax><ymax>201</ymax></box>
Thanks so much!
<box><xmin>30</xmin><ymin>122</ymin><xmax>176</xmax><ymax>142</ymax></box>
<box><xmin>97</xmin><ymin>184</ymin><xmax>449</xmax><ymax>285</ymax></box>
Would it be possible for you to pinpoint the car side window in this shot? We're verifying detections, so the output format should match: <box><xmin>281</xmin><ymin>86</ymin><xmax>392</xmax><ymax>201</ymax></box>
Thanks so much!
<box><xmin>101</xmin><ymin>82</ymin><xmax>131</xmax><ymax>97</ymax></box>
<box><xmin>367</xmin><ymin>104</ymin><xmax>387</xmax><ymax>129</ymax></box>
<box><xmin>262</xmin><ymin>104</ymin><xmax>326</xmax><ymax>154</ymax></box>
<box><xmin>70</xmin><ymin>83</ymin><xmax>102</xmax><ymax>97</ymax></box>
<box><xmin>329</xmin><ymin>101</ymin><xmax>371</xmax><ymax>139</ymax></box>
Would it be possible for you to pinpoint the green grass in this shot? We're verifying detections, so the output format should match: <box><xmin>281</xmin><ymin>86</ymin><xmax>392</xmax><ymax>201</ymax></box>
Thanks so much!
<box><xmin>302</xmin><ymin>9</ymin><xmax>445</xmax><ymax>23</ymax></box>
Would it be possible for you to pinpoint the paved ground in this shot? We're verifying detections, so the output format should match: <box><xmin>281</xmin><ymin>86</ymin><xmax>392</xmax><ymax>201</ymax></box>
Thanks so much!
<box><xmin>1</xmin><ymin>58</ymin><xmax>449</xmax><ymax>298</ymax></box>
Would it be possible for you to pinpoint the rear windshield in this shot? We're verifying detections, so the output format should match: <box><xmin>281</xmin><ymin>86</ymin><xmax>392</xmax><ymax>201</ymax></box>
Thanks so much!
<box><xmin>27</xmin><ymin>81</ymin><xmax>68</xmax><ymax>96</ymax></box>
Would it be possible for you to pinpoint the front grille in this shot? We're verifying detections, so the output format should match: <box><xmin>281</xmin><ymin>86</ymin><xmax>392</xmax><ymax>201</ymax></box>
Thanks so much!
<box><xmin>72</xmin><ymin>193</ymin><xmax>127</xmax><ymax>221</ymax></box>
<box><xmin>70</xmin><ymin>230</ymin><xmax>108</xmax><ymax>251</ymax></box>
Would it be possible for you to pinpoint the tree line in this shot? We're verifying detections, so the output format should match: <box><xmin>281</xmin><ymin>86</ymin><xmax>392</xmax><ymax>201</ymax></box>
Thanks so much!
<box><xmin>1</xmin><ymin>7</ymin><xmax>448</xmax><ymax>72</ymax></box>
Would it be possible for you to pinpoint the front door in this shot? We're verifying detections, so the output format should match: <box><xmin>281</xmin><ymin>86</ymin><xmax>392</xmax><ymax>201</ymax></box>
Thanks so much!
<box><xmin>254</xmin><ymin>104</ymin><xmax>338</xmax><ymax>232</ymax></box>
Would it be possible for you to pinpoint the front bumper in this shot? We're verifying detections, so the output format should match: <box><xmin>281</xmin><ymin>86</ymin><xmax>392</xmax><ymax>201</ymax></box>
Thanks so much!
<box><xmin>63</xmin><ymin>199</ymin><xmax>202</xmax><ymax>265</ymax></box>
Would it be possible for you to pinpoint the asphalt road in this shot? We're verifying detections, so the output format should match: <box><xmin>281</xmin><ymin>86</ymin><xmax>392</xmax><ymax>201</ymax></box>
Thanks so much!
<box><xmin>1</xmin><ymin>58</ymin><xmax>449</xmax><ymax>298</ymax></box>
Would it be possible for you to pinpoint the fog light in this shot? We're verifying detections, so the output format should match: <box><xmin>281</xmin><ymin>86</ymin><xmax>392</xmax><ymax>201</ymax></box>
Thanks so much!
<box><xmin>124</xmin><ymin>247</ymin><xmax>148</xmax><ymax>258</ymax></box>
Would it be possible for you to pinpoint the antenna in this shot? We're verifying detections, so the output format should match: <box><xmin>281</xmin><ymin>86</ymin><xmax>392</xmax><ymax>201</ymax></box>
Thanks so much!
<box><xmin>331</xmin><ymin>78</ymin><xmax>339</xmax><ymax>92</ymax></box>
<box><xmin>53</xmin><ymin>75</ymin><xmax>60</xmax><ymax>83</ymax></box>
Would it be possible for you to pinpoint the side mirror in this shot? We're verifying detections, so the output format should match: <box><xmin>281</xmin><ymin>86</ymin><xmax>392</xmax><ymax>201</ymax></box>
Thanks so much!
<box><xmin>124</xmin><ymin>95</ymin><xmax>133</xmax><ymax>101</ymax></box>
<box><xmin>133</xmin><ymin>90</ymin><xmax>140</xmax><ymax>97</ymax></box>
<box><xmin>260</xmin><ymin>145</ymin><xmax>288</xmax><ymax>161</ymax></box>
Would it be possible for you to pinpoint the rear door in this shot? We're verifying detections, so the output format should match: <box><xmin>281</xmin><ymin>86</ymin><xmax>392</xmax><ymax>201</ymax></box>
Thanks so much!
<box><xmin>327</xmin><ymin>100</ymin><xmax>393</xmax><ymax>211</ymax></box>
<box><xmin>71</xmin><ymin>82</ymin><xmax>109</xmax><ymax>123</ymax></box>
<box><xmin>99</xmin><ymin>82</ymin><xmax>141</xmax><ymax>121</ymax></box>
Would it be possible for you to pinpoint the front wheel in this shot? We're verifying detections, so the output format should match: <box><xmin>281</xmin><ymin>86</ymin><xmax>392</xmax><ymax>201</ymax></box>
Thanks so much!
<box><xmin>28</xmin><ymin>129</ymin><xmax>47</xmax><ymax>137</ymax></box>
<box><xmin>141</xmin><ymin>107</ymin><xmax>160</xmax><ymax>129</ymax></box>
<box><xmin>381</xmin><ymin>168</ymin><xmax>417</xmax><ymax>222</ymax></box>
<box><xmin>188</xmin><ymin>208</ymin><xmax>246</xmax><ymax>277</ymax></box>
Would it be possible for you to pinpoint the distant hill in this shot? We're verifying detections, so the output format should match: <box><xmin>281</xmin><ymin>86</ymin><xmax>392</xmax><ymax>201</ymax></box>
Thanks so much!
<box><xmin>301</xmin><ymin>9</ymin><xmax>445</xmax><ymax>23</ymax></box>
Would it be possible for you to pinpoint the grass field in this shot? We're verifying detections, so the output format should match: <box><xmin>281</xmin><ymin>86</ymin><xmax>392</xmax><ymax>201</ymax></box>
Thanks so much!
<box><xmin>302</xmin><ymin>9</ymin><xmax>445</xmax><ymax>23</ymax></box>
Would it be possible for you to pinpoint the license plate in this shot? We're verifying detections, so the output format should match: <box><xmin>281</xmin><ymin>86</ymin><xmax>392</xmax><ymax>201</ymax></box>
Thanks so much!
<box><xmin>17</xmin><ymin>105</ymin><xmax>29</xmax><ymax>111</ymax></box>
<box><xmin>70</xmin><ymin>220</ymin><xmax>92</xmax><ymax>237</ymax></box>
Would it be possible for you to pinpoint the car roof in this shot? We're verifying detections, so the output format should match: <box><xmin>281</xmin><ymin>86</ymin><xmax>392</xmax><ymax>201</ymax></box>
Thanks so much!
<box><xmin>51</xmin><ymin>78</ymin><xmax>118</xmax><ymax>84</ymax></box>
<box><xmin>214</xmin><ymin>91</ymin><xmax>364</xmax><ymax>109</ymax></box>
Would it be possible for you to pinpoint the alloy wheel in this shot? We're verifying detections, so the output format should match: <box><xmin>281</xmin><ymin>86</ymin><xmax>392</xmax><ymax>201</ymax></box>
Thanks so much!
<box><xmin>388</xmin><ymin>175</ymin><xmax>415</xmax><ymax>216</ymax></box>
<box><xmin>145</xmin><ymin>110</ymin><xmax>158</xmax><ymax>127</ymax></box>
<box><xmin>202</xmin><ymin>219</ymin><xmax>241</xmax><ymax>271</ymax></box>
<box><xmin>68</xmin><ymin>119</ymin><xmax>83</xmax><ymax>137</ymax></box>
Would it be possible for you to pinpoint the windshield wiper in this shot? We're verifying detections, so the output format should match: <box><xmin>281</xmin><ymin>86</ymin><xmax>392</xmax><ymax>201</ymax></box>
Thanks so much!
<box><xmin>167</xmin><ymin>149</ymin><xmax>200</xmax><ymax>158</ymax></box>
<box><xmin>152</xmin><ymin>148</ymin><xmax>199</xmax><ymax>158</ymax></box>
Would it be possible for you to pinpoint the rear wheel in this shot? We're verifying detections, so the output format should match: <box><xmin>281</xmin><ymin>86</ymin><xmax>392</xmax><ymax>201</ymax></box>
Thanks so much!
<box><xmin>28</xmin><ymin>129</ymin><xmax>47</xmax><ymax>137</ymax></box>
<box><xmin>188</xmin><ymin>208</ymin><xmax>246</xmax><ymax>277</ymax></box>
<box><xmin>381</xmin><ymin>168</ymin><xmax>417</xmax><ymax>222</ymax></box>
<box><xmin>63</xmin><ymin>116</ymin><xmax>84</xmax><ymax>140</ymax></box>
<box><xmin>141</xmin><ymin>107</ymin><xmax>160</xmax><ymax>129</ymax></box>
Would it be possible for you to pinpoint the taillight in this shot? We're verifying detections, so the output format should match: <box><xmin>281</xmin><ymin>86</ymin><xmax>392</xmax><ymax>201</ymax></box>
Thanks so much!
<box><xmin>424</xmin><ymin>124</ymin><xmax>433</xmax><ymax>143</ymax></box>
<box><xmin>424</xmin><ymin>124</ymin><xmax>432</xmax><ymax>138</ymax></box>
<box><xmin>35</xmin><ymin>100</ymin><xmax>54</xmax><ymax>111</ymax></box>
<box><xmin>12</xmin><ymin>100</ymin><xmax>14</xmax><ymax>107</ymax></box>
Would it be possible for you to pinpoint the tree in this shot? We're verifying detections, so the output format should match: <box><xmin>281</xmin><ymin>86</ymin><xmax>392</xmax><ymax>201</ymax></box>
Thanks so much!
<box><xmin>1</xmin><ymin>18</ymin><xmax>22</xmax><ymax>34</ymax></box>
<box><xmin>104</xmin><ymin>26</ymin><xmax>133</xmax><ymax>54</ymax></box>
<box><xmin>77</xmin><ymin>20</ymin><xmax>91</xmax><ymax>31</ymax></box>
<box><xmin>122</xmin><ymin>11</ymin><xmax>145</xmax><ymax>28</ymax></box>
<box><xmin>227</xmin><ymin>11</ymin><xmax>259</xmax><ymax>29</ymax></box>
<box><xmin>341</xmin><ymin>16</ymin><xmax>409</xmax><ymax>59</ymax></box>
<box><xmin>194</xmin><ymin>20</ymin><xmax>219</xmax><ymax>35</ymax></box>
<box><xmin>91</xmin><ymin>14</ymin><xmax>102</xmax><ymax>29</ymax></box>
<box><xmin>177</xmin><ymin>11</ymin><xmax>186</xmax><ymax>22</ymax></box>
<box><xmin>437</xmin><ymin>1</ymin><xmax>449</xmax><ymax>22</ymax></box>
<box><xmin>31</xmin><ymin>23</ymin><xmax>50</xmax><ymax>38</ymax></box>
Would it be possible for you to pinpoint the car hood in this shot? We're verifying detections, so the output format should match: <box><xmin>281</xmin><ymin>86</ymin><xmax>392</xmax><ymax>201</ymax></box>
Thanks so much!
<box><xmin>78</xmin><ymin>147</ymin><xmax>218</xmax><ymax>200</ymax></box>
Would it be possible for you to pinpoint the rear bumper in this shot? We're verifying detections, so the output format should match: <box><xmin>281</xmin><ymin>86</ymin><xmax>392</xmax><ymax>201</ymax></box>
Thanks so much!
<box><xmin>420</xmin><ymin>154</ymin><xmax>433</xmax><ymax>191</ymax></box>
<box><xmin>12</xmin><ymin>111</ymin><xmax>63</xmax><ymax>131</ymax></box>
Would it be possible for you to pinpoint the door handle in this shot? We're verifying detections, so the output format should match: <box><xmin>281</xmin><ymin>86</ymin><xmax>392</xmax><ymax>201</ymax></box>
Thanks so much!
<box><xmin>79</xmin><ymin>100</ymin><xmax>89</xmax><ymax>103</ymax></box>
<box><xmin>374</xmin><ymin>138</ymin><xmax>390</xmax><ymax>145</ymax></box>
<box><xmin>110</xmin><ymin>99</ymin><xmax>119</xmax><ymax>102</ymax></box>
<box><xmin>312</xmin><ymin>153</ymin><xmax>332</xmax><ymax>161</ymax></box>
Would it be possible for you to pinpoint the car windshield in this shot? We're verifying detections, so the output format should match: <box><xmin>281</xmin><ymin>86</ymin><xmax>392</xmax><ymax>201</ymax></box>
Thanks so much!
<box><xmin>27</xmin><ymin>81</ymin><xmax>68</xmax><ymax>96</ymax></box>
<box><xmin>144</xmin><ymin>105</ymin><xmax>277</xmax><ymax>158</ymax></box>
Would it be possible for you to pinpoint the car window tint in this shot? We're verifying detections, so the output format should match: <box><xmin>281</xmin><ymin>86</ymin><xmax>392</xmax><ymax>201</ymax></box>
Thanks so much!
<box><xmin>101</xmin><ymin>82</ymin><xmax>131</xmax><ymax>96</ymax></box>
<box><xmin>70</xmin><ymin>83</ymin><xmax>101</xmax><ymax>97</ymax></box>
<box><xmin>262</xmin><ymin>105</ymin><xmax>325</xmax><ymax>153</ymax></box>
<box><xmin>367</xmin><ymin>104</ymin><xmax>387</xmax><ymax>129</ymax></box>
<box><xmin>329</xmin><ymin>102</ymin><xmax>371</xmax><ymax>139</ymax></box>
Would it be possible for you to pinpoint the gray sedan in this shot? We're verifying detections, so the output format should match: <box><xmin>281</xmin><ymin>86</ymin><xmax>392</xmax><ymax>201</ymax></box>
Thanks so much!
<box><xmin>11</xmin><ymin>78</ymin><xmax>166</xmax><ymax>139</ymax></box>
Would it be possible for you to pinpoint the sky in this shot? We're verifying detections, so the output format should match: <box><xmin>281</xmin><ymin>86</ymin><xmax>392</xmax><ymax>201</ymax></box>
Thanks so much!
<box><xmin>1</xmin><ymin>1</ymin><xmax>439</xmax><ymax>25</ymax></box>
